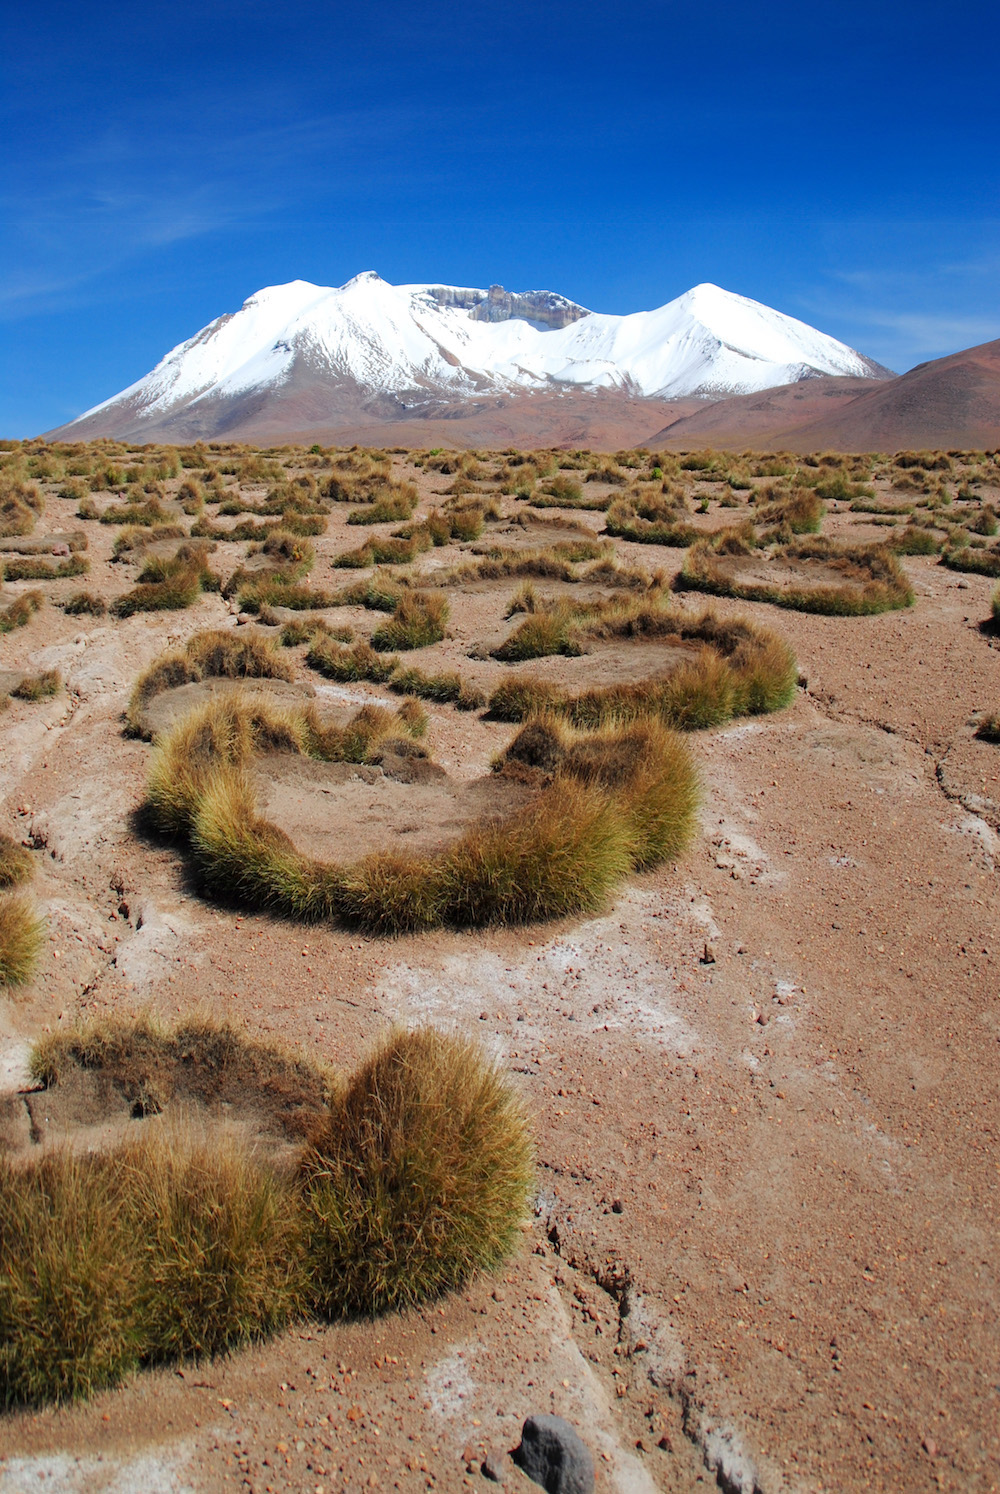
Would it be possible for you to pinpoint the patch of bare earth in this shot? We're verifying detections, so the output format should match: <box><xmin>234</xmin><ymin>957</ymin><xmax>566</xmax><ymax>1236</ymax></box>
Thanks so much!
<box><xmin>0</xmin><ymin>454</ymin><xmax>998</xmax><ymax>1492</ymax></box>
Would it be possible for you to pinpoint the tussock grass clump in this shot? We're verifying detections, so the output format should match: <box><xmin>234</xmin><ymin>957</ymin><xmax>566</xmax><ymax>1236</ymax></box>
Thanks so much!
<box><xmin>975</xmin><ymin>713</ymin><xmax>1000</xmax><ymax>744</ymax></box>
<box><xmin>305</xmin><ymin>640</ymin><xmax>485</xmax><ymax>708</ymax></box>
<box><xmin>112</xmin><ymin>547</ymin><xmax>217</xmax><ymax>618</ymax></box>
<box><xmin>30</xmin><ymin>1013</ymin><xmax>334</xmax><ymax>1127</ymax></box>
<box><xmin>489</xmin><ymin>610</ymin><xmax>797</xmax><ymax>731</ymax></box>
<box><xmin>494</xmin><ymin>605</ymin><xmax>583</xmax><ymax>662</ymax></box>
<box><xmin>754</xmin><ymin>488</ymin><xmax>824</xmax><ymax>534</ymax></box>
<box><xmin>4</xmin><ymin>1020</ymin><xmax>531</xmax><ymax>1407</ymax></box>
<box><xmin>680</xmin><ymin>534</ymin><xmax>914</xmax><ymax>615</ymax></box>
<box><xmin>11</xmin><ymin>669</ymin><xmax>61</xmax><ymax>702</ymax></box>
<box><xmin>0</xmin><ymin>590</ymin><xmax>43</xmax><ymax>633</ymax></box>
<box><xmin>303</xmin><ymin>1029</ymin><xmax>533</xmax><ymax>1316</ymax></box>
<box><xmin>2</xmin><ymin>554</ymin><xmax>89</xmax><ymax>582</ymax></box>
<box><xmin>436</xmin><ymin>539</ymin><xmax>610</xmax><ymax>587</ymax></box>
<box><xmin>112</xmin><ymin>523</ymin><xmax>186</xmax><ymax>556</ymax></box>
<box><xmin>333</xmin><ymin>534</ymin><xmax>424</xmax><ymax>569</ymax></box>
<box><xmin>886</xmin><ymin>525</ymin><xmax>941</xmax><ymax>555</ymax></box>
<box><xmin>494</xmin><ymin>586</ymin><xmax>693</xmax><ymax>663</ymax></box>
<box><xmin>390</xmin><ymin>668</ymin><xmax>486</xmax><ymax>710</ymax></box>
<box><xmin>0</xmin><ymin>834</ymin><xmax>33</xmax><ymax>888</ymax></box>
<box><xmin>941</xmin><ymin>546</ymin><xmax>1000</xmax><ymax>578</ymax></box>
<box><xmin>98</xmin><ymin>498</ymin><xmax>170</xmax><ymax>527</ymax></box>
<box><xmin>345</xmin><ymin>485</ymin><xmax>419</xmax><ymax>526</ymax></box>
<box><xmin>307</xmin><ymin>638</ymin><xmax>399</xmax><ymax>683</ymax></box>
<box><xmin>0</xmin><ymin>489</ymin><xmax>41</xmax><ymax>538</ymax></box>
<box><xmin>126</xmin><ymin>628</ymin><xmax>294</xmax><ymax>735</ymax></box>
<box><xmin>370</xmin><ymin>592</ymin><xmax>448</xmax><ymax>652</ymax></box>
<box><xmin>0</xmin><ymin>892</ymin><xmax>44</xmax><ymax>986</ymax></box>
<box><xmin>605</xmin><ymin>486</ymin><xmax>696</xmax><ymax>544</ymax></box>
<box><xmin>146</xmin><ymin>693</ymin><xmax>422</xmax><ymax>837</ymax></box>
<box><xmin>235</xmin><ymin>580</ymin><xmax>340</xmax><ymax>613</ymax></box>
<box><xmin>0</xmin><ymin>1131</ymin><xmax>304</xmax><ymax>1407</ymax></box>
<box><xmin>63</xmin><ymin>590</ymin><xmax>108</xmax><ymax>615</ymax></box>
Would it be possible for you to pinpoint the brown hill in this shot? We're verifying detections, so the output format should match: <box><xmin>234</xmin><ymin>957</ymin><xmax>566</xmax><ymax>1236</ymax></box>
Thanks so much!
<box><xmin>643</xmin><ymin>375</ymin><xmax>879</xmax><ymax>450</ymax></box>
<box><xmin>777</xmin><ymin>336</ymin><xmax>1000</xmax><ymax>451</ymax></box>
<box><xmin>649</xmin><ymin>338</ymin><xmax>1000</xmax><ymax>452</ymax></box>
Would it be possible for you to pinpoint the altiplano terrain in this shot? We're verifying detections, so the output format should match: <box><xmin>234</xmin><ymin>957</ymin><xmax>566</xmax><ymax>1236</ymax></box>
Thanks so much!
<box><xmin>0</xmin><ymin>437</ymin><xmax>998</xmax><ymax>1493</ymax></box>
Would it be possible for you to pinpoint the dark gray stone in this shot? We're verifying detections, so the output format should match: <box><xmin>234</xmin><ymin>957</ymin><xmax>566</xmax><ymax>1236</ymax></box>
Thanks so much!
<box><xmin>511</xmin><ymin>1415</ymin><xmax>594</xmax><ymax>1494</ymax></box>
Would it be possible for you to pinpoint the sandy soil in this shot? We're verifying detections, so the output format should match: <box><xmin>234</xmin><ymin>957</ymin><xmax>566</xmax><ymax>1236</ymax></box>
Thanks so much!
<box><xmin>0</xmin><ymin>454</ymin><xmax>999</xmax><ymax>1492</ymax></box>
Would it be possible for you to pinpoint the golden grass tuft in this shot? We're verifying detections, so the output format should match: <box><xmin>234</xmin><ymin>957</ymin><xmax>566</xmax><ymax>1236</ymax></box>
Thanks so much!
<box><xmin>0</xmin><ymin>892</ymin><xmax>44</xmax><ymax>985</ymax></box>
<box><xmin>489</xmin><ymin>609</ymin><xmax>797</xmax><ymax>730</ymax></box>
<box><xmin>0</xmin><ymin>834</ymin><xmax>33</xmax><ymax>889</ymax></box>
<box><xmin>370</xmin><ymin>591</ymin><xmax>449</xmax><ymax>651</ymax></box>
<box><xmin>3</xmin><ymin>1019</ymin><xmax>532</xmax><ymax>1407</ymax></box>
<box><xmin>302</xmin><ymin>1028</ymin><xmax>534</xmax><ymax>1316</ymax></box>
<box><xmin>0</xmin><ymin>590</ymin><xmax>44</xmax><ymax>634</ymax></box>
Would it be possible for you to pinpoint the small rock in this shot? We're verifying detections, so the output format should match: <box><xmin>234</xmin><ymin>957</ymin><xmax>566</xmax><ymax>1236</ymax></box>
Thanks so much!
<box><xmin>701</xmin><ymin>943</ymin><xmax>716</xmax><ymax>964</ymax></box>
<box><xmin>512</xmin><ymin>1414</ymin><xmax>595</xmax><ymax>1494</ymax></box>
<box><xmin>482</xmin><ymin>1450</ymin><xmax>505</xmax><ymax>1483</ymax></box>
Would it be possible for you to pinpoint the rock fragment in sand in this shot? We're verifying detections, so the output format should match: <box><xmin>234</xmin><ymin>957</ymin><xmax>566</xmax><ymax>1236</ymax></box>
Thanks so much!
<box><xmin>511</xmin><ymin>1414</ymin><xmax>594</xmax><ymax>1494</ymax></box>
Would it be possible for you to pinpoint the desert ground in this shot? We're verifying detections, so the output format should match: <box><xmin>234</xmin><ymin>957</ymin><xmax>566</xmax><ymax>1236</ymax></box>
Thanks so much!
<box><xmin>0</xmin><ymin>439</ymin><xmax>998</xmax><ymax>1493</ymax></box>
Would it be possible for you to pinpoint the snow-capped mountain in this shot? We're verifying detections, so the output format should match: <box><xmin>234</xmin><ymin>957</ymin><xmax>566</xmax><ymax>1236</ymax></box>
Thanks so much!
<box><xmin>50</xmin><ymin>273</ymin><xmax>891</xmax><ymax>441</ymax></box>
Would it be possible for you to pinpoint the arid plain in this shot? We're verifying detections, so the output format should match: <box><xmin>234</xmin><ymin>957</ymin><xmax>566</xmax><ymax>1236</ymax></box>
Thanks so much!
<box><xmin>0</xmin><ymin>440</ymin><xmax>998</xmax><ymax>1493</ymax></box>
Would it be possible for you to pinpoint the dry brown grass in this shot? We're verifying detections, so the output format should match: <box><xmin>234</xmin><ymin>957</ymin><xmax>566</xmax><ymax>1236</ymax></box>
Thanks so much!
<box><xmin>126</xmin><ymin>629</ymin><xmax>295</xmax><ymax>736</ymax></box>
<box><xmin>490</xmin><ymin>609</ymin><xmax>797</xmax><ymax>730</ymax></box>
<box><xmin>303</xmin><ymin>1028</ymin><xmax>533</xmax><ymax>1316</ymax></box>
<box><xmin>680</xmin><ymin>533</ymin><xmax>914</xmax><ymax>615</ymax></box>
<box><xmin>144</xmin><ymin>693</ymin><xmax>698</xmax><ymax>934</ymax></box>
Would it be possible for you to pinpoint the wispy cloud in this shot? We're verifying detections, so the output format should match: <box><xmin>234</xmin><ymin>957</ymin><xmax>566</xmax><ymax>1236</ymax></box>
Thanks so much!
<box><xmin>0</xmin><ymin>103</ymin><xmax>460</xmax><ymax>320</ymax></box>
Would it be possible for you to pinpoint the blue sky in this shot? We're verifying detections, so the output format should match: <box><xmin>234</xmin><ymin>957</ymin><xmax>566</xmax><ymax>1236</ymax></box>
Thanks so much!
<box><xmin>2</xmin><ymin>0</ymin><xmax>997</xmax><ymax>435</ymax></box>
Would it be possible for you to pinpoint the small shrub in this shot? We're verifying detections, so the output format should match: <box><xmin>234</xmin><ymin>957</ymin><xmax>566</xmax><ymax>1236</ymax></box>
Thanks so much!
<box><xmin>975</xmin><ymin>713</ymin><xmax>1000</xmax><ymax>743</ymax></box>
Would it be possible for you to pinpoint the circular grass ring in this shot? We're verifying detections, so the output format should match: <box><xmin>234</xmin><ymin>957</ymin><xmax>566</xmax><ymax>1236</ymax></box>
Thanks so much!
<box><xmin>678</xmin><ymin>536</ymin><xmax>914</xmax><ymax>616</ymax></box>
<box><xmin>488</xmin><ymin>608</ymin><xmax>797</xmax><ymax>731</ymax></box>
<box><xmin>144</xmin><ymin>693</ymin><xmax>699</xmax><ymax>935</ymax></box>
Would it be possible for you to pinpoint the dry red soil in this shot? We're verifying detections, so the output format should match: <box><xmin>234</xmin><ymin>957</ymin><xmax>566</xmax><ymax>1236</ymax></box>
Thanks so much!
<box><xmin>1</xmin><ymin>452</ymin><xmax>999</xmax><ymax>1493</ymax></box>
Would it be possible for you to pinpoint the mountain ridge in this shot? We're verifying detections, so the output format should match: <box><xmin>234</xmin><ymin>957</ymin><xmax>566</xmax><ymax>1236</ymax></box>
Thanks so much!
<box><xmin>47</xmin><ymin>273</ymin><xmax>891</xmax><ymax>443</ymax></box>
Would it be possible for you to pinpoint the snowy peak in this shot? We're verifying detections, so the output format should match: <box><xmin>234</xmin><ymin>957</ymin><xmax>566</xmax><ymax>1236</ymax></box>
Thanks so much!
<box><xmin>56</xmin><ymin>276</ymin><xmax>892</xmax><ymax>440</ymax></box>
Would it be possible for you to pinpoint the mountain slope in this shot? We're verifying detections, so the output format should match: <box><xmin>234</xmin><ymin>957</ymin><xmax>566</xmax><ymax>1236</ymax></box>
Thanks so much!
<box><xmin>47</xmin><ymin>273</ymin><xmax>890</xmax><ymax>442</ymax></box>
<box><xmin>767</xmin><ymin>336</ymin><xmax>1000</xmax><ymax>452</ymax></box>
